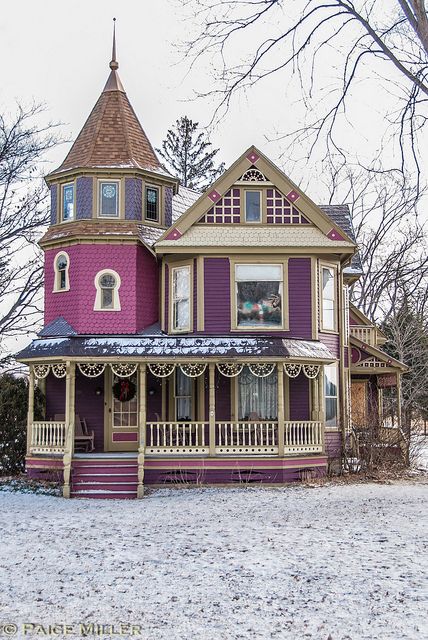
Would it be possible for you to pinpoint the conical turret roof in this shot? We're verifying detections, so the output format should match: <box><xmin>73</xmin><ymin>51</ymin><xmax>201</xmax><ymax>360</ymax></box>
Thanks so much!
<box><xmin>50</xmin><ymin>22</ymin><xmax>161</xmax><ymax>176</ymax></box>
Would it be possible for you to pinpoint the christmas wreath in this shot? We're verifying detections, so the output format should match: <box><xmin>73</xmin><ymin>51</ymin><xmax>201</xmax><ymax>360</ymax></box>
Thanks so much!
<box><xmin>113</xmin><ymin>378</ymin><xmax>136</xmax><ymax>402</ymax></box>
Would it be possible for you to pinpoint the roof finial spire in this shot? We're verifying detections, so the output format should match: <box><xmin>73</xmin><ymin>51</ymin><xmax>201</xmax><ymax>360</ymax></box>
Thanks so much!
<box><xmin>110</xmin><ymin>18</ymin><xmax>118</xmax><ymax>71</ymax></box>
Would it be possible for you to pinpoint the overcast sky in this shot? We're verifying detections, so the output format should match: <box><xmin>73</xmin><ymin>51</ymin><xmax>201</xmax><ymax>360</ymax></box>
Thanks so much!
<box><xmin>4</xmin><ymin>0</ymin><xmax>424</xmax><ymax>203</ymax></box>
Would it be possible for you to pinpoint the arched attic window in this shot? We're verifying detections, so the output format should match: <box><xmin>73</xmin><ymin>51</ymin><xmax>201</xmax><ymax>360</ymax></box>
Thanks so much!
<box><xmin>53</xmin><ymin>252</ymin><xmax>70</xmax><ymax>292</ymax></box>
<box><xmin>94</xmin><ymin>269</ymin><xmax>121</xmax><ymax>311</ymax></box>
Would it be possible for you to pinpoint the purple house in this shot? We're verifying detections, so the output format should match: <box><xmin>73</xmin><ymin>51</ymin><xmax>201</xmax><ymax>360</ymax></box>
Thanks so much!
<box><xmin>17</xmin><ymin>40</ymin><xmax>407</xmax><ymax>498</ymax></box>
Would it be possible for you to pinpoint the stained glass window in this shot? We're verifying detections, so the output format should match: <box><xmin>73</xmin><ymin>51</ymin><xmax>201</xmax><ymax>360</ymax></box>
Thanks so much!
<box><xmin>145</xmin><ymin>186</ymin><xmax>159</xmax><ymax>221</ymax></box>
<box><xmin>99</xmin><ymin>273</ymin><xmax>117</xmax><ymax>309</ymax></box>
<box><xmin>99</xmin><ymin>181</ymin><xmax>119</xmax><ymax>217</ymax></box>
<box><xmin>62</xmin><ymin>184</ymin><xmax>74</xmax><ymax>221</ymax></box>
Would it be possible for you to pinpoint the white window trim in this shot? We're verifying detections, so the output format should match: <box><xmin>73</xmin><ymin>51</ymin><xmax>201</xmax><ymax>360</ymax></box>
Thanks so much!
<box><xmin>145</xmin><ymin>184</ymin><xmax>160</xmax><ymax>222</ymax></box>
<box><xmin>94</xmin><ymin>269</ymin><xmax>121</xmax><ymax>311</ymax></box>
<box><xmin>244</xmin><ymin>189</ymin><xmax>262</xmax><ymax>224</ymax></box>
<box><xmin>61</xmin><ymin>183</ymin><xmax>75</xmax><ymax>223</ymax></box>
<box><xmin>170</xmin><ymin>264</ymin><xmax>192</xmax><ymax>333</ymax></box>
<box><xmin>320</xmin><ymin>263</ymin><xmax>337</xmax><ymax>332</ymax></box>
<box><xmin>97</xmin><ymin>180</ymin><xmax>121</xmax><ymax>218</ymax></box>
<box><xmin>234</xmin><ymin>262</ymin><xmax>285</xmax><ymax>330</ymax></box>
<box><xmin>52</xmin><ymin>251</ymin><xmax>70</xmax><ymax>293</ymax></box>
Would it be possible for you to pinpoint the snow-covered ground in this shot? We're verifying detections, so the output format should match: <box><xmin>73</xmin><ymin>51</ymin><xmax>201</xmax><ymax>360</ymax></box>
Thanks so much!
<box><xmin>0</xmin><ymin>483</ymin><xmax>427</xmax><ymax>640</ymax></box>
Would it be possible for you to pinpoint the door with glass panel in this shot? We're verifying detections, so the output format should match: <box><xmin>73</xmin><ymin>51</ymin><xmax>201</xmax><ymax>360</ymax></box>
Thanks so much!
<box><xmin>106</xmin><ymin>369</ymin><xmax>139</xmax><ymax>451</ymax></box>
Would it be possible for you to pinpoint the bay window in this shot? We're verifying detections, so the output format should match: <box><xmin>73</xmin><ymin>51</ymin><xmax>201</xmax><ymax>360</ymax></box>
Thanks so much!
<box><xmin>235</xmin><ymin>264</ymin><xmax>283</xmax><ymax>328</ymax></box>
<box><xmin>171</xmin><ymin>265</ymin><xmax>191</xmax><ymax>332</ymax></box>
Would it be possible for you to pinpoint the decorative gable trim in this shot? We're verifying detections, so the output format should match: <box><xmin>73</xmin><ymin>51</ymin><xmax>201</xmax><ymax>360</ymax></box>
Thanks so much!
<box><xmin>155</xmin><ymin>145</ymin><xmax>356</xmax><ymax>246</ymax></box>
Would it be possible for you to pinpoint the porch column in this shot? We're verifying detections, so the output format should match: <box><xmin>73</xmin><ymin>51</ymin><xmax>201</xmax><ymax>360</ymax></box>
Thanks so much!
<box><xmin>277</xmin><ymin>363</ymin><xmax>285</xmax><ymax>457</ymax></box>
<box><xmin>318</xmin><ymin>365</ymin><xmax>326</xmax><ymax>453</ymax></box>
<box><xmin>311</xmin><ymin>375</ymin><xmax>319</xmax><ymax>421</ymax></box>
<box><xmin>26</xmin><ymin>365</ymin><xmax>35</xmax><ymax>455</ymax></box>
<box><xmin>396</xmin><ymin>372</ymin><xmax>402</xmax><ymax>429</ymax></box>
<box><xmin>209</xmin><ymin>362</ymin><xmax>216</xmax><ymax>456</ymax></box>
<box><xmin>63</xmin><ymin>361</ymin><xmax>76</xmax><ymax>499</ymax></box>
<box><xmin>137</xmin><ymin>363</ymin><xmax>147</xmax><ymax>499</ymax></box>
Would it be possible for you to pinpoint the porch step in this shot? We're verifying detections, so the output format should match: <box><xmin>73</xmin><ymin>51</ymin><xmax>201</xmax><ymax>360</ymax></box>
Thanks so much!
<box><xmin>71</xmin><ymin>458</ymin><xmax>139</xmax><ymax>499</ymax></box>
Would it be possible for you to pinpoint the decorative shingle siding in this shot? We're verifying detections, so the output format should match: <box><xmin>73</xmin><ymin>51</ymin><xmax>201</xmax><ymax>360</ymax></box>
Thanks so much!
<box><xmin>50</xmin><ymin>185</ymin><xmax>57</xmax><ymax>225</ymax></box>
<box><xmin>76</xmin><ymin>177</ymin><xmax>93</xmax><ymax>219</ymax></box>
<box><xmin>289</xmin><ymin>374</ymin><xmax>310</xmax><ymax>421</ymax></box>
<box><xmin>125</xmin><ymin>178</ymin><xmax>142</xmax><ymax>221</ymax></box>
<box><xmin>44</xmin><ymin>243</ymin><xmax>158</xmax><ymax>334</ymax></box>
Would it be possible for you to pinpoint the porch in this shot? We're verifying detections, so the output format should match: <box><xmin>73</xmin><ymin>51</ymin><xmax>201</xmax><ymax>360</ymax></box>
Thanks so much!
<box><xmin>25</xmin><ymin>353</ymin><xmax>332</xmax><ymax>497</ymax></box>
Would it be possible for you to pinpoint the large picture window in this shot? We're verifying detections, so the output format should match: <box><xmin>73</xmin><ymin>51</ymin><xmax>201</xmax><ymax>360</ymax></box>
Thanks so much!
<box><xmin>321</xmin><ymin>265</ymin><xmax>336</xmax><ymax>330</ymax></box>
<box><xmin>99</xmin><ymin>181</ymin><xmax>119</xmax><ymax>217</ymax></box>
<box><xmin>324</xmin><ymin>365</ymin><xmax>338</xmax><ymax>427</ymax></box>
<box><xmin>238</xmin><ymin>366</ymin><xmax>277</xmax><ymax>420</ymax></box>
<box><xmin>235</xmin><ymin>264</ymin><xmax>283</xmax><ymax>328</ymax></box>
<box><xmin>171</xmin><ymin>265</ymin><xmax>191</xmax><ymax>332</ymax></box>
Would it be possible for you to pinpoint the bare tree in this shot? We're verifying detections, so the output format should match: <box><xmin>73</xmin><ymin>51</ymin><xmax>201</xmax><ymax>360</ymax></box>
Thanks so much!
<box><xmin>0</xmin><ymin>103</ymin><xmax>60</xmax><ymax>366</ymax></box>
<box><xmin>182</xmin><ymin>0</ymin><xmax>428</xmax><ymax>182</ymax></box>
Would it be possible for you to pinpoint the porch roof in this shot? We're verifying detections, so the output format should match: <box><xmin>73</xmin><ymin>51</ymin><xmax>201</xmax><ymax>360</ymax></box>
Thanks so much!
<box><xmin>16</xmin><ymin>334</ymin><xmax>335</xmax><ymax>362</ymax></box>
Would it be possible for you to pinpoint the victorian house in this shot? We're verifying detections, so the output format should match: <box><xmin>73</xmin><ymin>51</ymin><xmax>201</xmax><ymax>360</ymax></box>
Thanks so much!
<box><xmin>17</xmin><ymin>36</ymin><xmax>407</xmax><ymax>498</ymax></box>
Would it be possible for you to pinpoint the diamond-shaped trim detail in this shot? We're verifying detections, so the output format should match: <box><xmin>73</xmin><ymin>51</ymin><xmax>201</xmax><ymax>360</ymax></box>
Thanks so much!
<box><xmin>286</xmin><ymin>190</ymin><xmax>300</xmax><ymax>202</ymax></box>
<box><xmin>165</xmin><ymin>228</ymin><xmax>182</xmax><ymax>241</ymax></box>
<box><xmin>208</xmin><ymin>190</ymin><xmax>221</xmax><ymax>202</ymax></box>
<box><xmin>327</xmin><ymin>228</ymin><xmax>345</xmax><ymax>241</ymax></box>
<box><xmin>246</xmin><ymin>151</ymin><xmax>260</xmax><ymax>163</ymax></box>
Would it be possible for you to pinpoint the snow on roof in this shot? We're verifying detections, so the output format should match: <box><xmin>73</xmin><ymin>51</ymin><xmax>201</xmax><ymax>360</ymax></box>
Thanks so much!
<box><xmin>172</xmin><ymin>186</ymin><xmax>201</xmax><ymax>223</ymax></box>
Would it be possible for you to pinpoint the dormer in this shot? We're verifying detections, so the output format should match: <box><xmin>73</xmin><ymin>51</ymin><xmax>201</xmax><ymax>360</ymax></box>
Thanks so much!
<box><xmin>43</xmin><ymin>23</ymin><xmax>178</xmax><ymax>244</ymax></box>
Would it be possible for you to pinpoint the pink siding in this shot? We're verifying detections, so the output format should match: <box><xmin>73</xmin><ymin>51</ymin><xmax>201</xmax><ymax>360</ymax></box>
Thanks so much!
<box><xmin>44</xmin><ymin>243</ymin><xmax>158</xmax><ymax>334</ymax></box>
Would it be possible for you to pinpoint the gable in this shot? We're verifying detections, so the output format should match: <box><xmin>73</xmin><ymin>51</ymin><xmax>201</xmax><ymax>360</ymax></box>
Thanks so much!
<box><xmin>155</xmin><ymin>146</ymin><xmax>356</xmax><ymax>248</ymax></box>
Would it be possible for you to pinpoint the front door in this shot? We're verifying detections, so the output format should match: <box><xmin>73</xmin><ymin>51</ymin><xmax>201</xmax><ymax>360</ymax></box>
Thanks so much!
<box><xmin>106</xmin><ymin>369</ymin><xmax>139</xmax><ymax>451</ymax></box>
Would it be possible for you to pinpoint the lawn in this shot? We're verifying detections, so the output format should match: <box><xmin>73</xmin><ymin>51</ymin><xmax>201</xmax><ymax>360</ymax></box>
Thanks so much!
<box><xmin>0</xmin><ymin>482</ymin><xmax>427</xmax><ymax>639</ymax></box>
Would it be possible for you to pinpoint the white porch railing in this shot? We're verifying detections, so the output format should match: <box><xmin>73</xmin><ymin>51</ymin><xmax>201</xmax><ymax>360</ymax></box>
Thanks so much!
<box><xmin>145</xmin><ymin>422</ymin><xmax>209</xmax><ymax>456</ymax></box>
<box><xmin>216</xmin><ymin>422</ymin><xmax>279</xmax><ymax>455</ymax></box>
<box><xmin>30</xmin><ymin>421</ymin><xmax>66</xmax><ymax>454</ymax></box>
<box><xmin>284</xmin><ymin>421</ymin><xmax>323</xmax><ymax>453</ymax></box>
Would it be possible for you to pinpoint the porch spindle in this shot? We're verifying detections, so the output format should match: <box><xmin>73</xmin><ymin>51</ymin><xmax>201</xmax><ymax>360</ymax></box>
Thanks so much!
<box><xmin>209</xmin><ymin>363</ymin><xmax>216</xmax><ymax>456</ymax></box>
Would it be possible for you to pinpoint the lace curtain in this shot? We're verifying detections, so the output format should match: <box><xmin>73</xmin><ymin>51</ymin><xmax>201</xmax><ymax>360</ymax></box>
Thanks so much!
<box><xmin>238</xmin><ymin>366</ymin><xmax>277</xmax><ymax>420</ymax></box>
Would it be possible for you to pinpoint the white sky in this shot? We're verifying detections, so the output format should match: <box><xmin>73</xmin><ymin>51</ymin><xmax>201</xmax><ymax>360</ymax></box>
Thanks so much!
<box><xmin>3</xmin><ymin>0</ymin><xmax>424</xmax><ymax>202</ymax></box>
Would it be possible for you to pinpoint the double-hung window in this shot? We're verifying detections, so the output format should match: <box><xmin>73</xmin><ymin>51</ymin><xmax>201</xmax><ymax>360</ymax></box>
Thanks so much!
<box><xmin>235</xmin><ymin>264</ymin><xmax>283</xmax><ymax>328</ymax></box>
<box><xmin>324</xmin><ymin>365</ymin><xmax>338</xmax><ymax>427</ymax></box>
<box><xmin>321</xmin><ymin>265</ymin><xmax>336</xmax><ymax>330</ymax></box>
<box><xmin>171</xmin><ymin>265</ymin><xmax>191</xmax><ymax>332</ymax></box>
<box><xmin>99</xmin><ymin>181</ymin><xmax>119</xmax><ymax>217</ymax></box>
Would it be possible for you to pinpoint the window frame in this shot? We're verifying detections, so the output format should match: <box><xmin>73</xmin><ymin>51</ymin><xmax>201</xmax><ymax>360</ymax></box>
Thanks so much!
<box><xmin>52</xmin><ymin>251</ymin><xmax>70</xmax><ymax>293</ymax></box>
<box><xmin>144</xmin><ymin>184</ymin><xmax>160</xmax><ymax>223</ymax></box>
<box><xmin>244</xmin><ymin>189</ymin><xmax>262</xmax><ymax>224</ymax></box>
<box><xmin>324</xmin><ymin>364</ymin><xmax>339</xmax><ymax>428</ymax></box>
<box><xmin>319</xmin><ymin>262</ymin><xmax>338</xmax><ymax>332</ymax></box>
<box><xmin>231</xmin><ymin>260</ymin><xmax>289</xmax><ymax>332</ymax></box>
<box><xmin>169</xmin><ymin>262</ymin><xmax>193</xmax><ymax>333</ymax></box>
<box><xmin>93</xmin><ymin>268</ymin><xmax>122</xmax><ymax>312</ymax></box>
<box><xmin>97</xmin><ymin>179</ymin><xmax>121</xmax><ymax>218</ymax></box>
<box><xmin>173</xmin><ymin>368</ymin><xmax>196</xmax><ymax>421</ymax></box>
<box><xmin>61</xmin><ymin>182</ymin><xmax>75</xmax><ymax>223</ymax></box>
